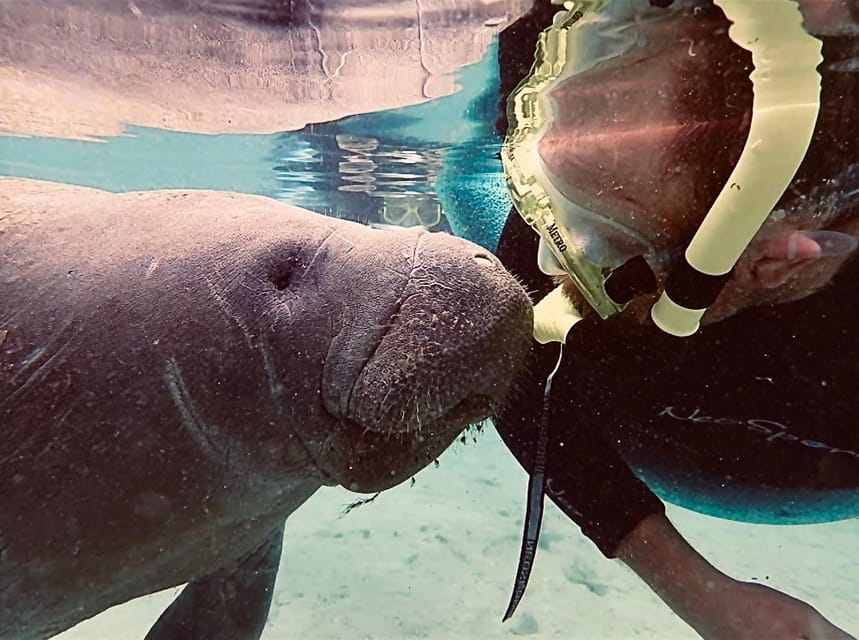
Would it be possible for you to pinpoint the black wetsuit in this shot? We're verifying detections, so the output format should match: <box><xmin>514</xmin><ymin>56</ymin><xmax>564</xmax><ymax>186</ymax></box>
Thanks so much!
<box><xmin>495</xmin><ymin>212</ymin><xmax>859</xmax><ymax>557</ymax></box>
<box><xmin>493</xmin><ymin>0</ymin><xmax>859</xmax><ymax>558</ymax></box>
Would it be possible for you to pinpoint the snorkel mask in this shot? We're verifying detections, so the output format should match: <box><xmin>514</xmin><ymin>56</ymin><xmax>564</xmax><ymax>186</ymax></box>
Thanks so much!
<box><xmin>502</xmin><ymin>0</ymin><xmax>824</xmax><ymax>337</ymax></box>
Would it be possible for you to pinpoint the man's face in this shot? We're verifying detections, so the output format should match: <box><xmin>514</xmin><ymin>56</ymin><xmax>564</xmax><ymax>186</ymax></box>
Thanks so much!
<box><xmin>536</xmin><ymin>3</ymin><xmax>857</xmax><ymax>325</ymax></box>
<box><xmin>537</xmin><ymin>10</ymin><xmax>747</xmax><ymax>257</ymax></box>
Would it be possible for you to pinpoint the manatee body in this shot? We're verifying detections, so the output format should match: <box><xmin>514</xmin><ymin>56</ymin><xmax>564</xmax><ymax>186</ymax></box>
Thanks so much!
<box><xmin>0</xmin><ymin>178</ymin><xmax>532</xmax><ymax>640</ymax></box>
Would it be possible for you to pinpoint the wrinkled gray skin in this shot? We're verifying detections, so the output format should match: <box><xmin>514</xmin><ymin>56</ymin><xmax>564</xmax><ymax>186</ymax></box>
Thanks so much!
<box><xmin>0</xmin><ymin>179</ymin><xmax>533</xmax><ymax>640</ymax></box>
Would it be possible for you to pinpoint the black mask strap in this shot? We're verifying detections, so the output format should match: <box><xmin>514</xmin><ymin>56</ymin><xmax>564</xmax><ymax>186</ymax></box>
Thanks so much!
<box><xmin>502</xmin><ymin>341</ymin><xmax>565</xmax><ymax>621</ymax></box>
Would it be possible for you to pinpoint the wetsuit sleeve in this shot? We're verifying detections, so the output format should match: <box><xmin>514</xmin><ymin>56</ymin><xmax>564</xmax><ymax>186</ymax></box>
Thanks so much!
<box><xmin>495</xmin><ymin>212</ymin><xmax>665</xmax><ymax>558</ymax></box>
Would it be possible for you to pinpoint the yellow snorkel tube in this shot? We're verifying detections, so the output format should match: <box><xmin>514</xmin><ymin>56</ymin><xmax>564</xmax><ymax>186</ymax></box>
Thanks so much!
<box><xmin>503</xmin><ymin>0</ymin><xmax>823</xmax><ymax>338</ymax></box>
<box><xmin>651</xmin><ymin>0</ymin><xmax>823</xmax><ymax>336</ymax></box>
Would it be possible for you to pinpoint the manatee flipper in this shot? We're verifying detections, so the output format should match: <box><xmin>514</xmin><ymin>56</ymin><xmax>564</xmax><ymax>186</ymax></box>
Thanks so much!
<box><xmin>144</xmin><ymin>524</ymin><xmax>285</xmax><ymax>640</ymax></box>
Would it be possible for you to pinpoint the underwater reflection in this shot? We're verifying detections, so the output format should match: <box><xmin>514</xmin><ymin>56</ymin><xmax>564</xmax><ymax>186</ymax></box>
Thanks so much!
<box><xmin>0</xmin><ymin>0</ymin><xmax>530</xmax><ymax>139</ymax></box>
<box><xmin>272</xmin><ymin>128</ymin><xmax>446</xmax><ymax>228</ymax></box>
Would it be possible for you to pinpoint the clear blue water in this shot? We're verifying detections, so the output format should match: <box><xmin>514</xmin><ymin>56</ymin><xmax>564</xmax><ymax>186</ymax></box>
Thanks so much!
<box><xmin>0</xmin><ymin>42</ymin><xmax>506</xmax><ymax>238</ymax></box>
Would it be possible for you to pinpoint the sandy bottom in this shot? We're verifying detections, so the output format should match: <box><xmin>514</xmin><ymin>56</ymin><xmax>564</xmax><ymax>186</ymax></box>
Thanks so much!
<box><xmin>55</xmin><ymin>427</ymin><xmax>858</xmax><ymax>639</ymax></box>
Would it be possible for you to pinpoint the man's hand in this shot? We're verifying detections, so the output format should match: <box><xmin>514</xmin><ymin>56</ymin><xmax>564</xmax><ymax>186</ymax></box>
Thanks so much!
<box><xmin>687</xmin><ymin>578</ymin><xmax>854</xmax><ymax>640</ymax></box>
<box><xmin>616</xmin><ymin>513</ymin><xmax>855</xmax><ymax>640</ymax></box>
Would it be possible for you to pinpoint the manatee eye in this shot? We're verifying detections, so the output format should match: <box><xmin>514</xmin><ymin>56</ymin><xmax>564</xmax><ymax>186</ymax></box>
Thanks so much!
<box><xmin>267</xmin><ymin>255</ymin><xmax>298</xmax><ymax>291</ymax></box>
<box><xmin>270</xmin><ymin>272</ymin><xmax>291</xmax><ymax>291</ymax></box>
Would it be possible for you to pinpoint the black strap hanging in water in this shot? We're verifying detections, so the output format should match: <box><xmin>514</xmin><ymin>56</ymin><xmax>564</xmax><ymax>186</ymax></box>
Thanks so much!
<box><xmin>502</xmin><ymin>341</ymin><xmax>565</xmax><ymax>621</ymax></box>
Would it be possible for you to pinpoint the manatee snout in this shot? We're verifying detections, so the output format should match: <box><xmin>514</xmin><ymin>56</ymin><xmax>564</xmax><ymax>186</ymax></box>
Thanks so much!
<box><xmin>347</xmin><ymin>232</ymin><xmax>533</xmax><ymax>435</ymax></box>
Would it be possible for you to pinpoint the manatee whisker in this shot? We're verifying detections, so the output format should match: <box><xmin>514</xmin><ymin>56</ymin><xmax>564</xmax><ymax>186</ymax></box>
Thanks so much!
<box><xmin>379</xmin><ymin>386</ymin><xmax>397</xmax><ymax>414</ymax></box>
<box><xmin>414</xmin><ymin>399</ymin><xmax>423</xmax><ymax>433</ymax></box>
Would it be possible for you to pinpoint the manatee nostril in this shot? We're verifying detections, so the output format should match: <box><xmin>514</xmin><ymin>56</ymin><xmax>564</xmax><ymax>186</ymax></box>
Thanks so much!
<box><xmin>473</xmin><ymin>253</ymin><xmax>495</xmax><ymax>268</ymax></box>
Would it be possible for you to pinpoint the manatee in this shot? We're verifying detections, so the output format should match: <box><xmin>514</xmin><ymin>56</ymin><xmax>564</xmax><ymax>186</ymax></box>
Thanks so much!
<box><xmin>0</xmin><ymin>178</ymin><xmax>533</xmax><ymax>640</ymax></box>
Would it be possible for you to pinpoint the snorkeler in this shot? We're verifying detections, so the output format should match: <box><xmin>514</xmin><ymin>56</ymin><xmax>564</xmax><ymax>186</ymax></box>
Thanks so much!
<box><xmin>492</xmin><ymin>0</ymin><xmax>859</xmax><ymax>638</ymax></box>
